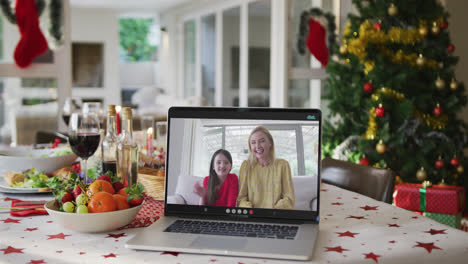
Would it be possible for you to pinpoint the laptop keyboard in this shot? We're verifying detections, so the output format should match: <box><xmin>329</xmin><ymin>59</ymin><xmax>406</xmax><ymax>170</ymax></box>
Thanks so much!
<box><xmin>164</xmin><ymin>220</ymin><xmax>299</xmax><ymax>240</ymax></box>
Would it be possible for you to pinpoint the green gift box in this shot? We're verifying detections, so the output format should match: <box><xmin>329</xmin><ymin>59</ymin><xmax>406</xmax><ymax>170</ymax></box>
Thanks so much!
<box><xmin>423</xmin><ymin>212</ymin><xmax>462</xmax><ymax>229</ymax></box>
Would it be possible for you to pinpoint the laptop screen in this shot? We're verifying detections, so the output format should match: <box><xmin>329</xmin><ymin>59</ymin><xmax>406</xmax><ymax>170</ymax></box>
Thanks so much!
<box><xmin>164</xmin><ymin>107</ymin><xmax>321</xmax><ymax>221</ymax></box>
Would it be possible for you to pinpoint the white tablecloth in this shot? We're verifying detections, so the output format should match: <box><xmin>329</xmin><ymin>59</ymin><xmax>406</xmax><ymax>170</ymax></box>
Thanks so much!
<box><xmin>1</xmin><ymin>183</ymin><xmax>468</xmax><ymax>264</ymax></box>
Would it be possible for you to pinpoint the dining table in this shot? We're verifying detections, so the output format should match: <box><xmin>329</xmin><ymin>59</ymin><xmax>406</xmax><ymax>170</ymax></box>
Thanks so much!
<box><xmin>1</xmin><ymin>183</ymin><xmax>468</xmax><ymax>264</ymax></box>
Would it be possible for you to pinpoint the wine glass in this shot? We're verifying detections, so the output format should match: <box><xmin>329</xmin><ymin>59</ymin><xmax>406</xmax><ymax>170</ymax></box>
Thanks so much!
<box><xmin>62</xmin><ymin>97</ymin><xmax>82</xmax><ymax>126</ymax></box>
<box><xmin>68</xmin><ymin>113</ymin><xmax>101</xmax><ymax>178</ymax></box>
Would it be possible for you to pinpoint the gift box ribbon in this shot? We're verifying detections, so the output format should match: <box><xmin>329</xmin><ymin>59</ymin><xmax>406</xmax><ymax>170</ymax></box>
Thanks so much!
<box><xmin>419</xmin><ymin>187</ymin><xmax>426</xmax><ymax>212</ymax></box>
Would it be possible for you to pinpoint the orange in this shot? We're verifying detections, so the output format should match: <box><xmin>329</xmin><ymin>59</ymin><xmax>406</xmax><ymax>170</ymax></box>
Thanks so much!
<box><xmin>117</xmin><ymin>188</ymin><xmax>128</xmax><ymax>197</ymax></box>
<box><xmin>113</xmin><ymin>194</ymin><xmax>130</xmax><ymax>210</ymax></box>
<box><xmin>88</xmin><ymin>192</ymin><xmax>117</xmax><ymax>213</ymax></box>
<box><xmin>87</xmin><ymin>180</ymin><xmax>115</xmax><ymax>197</ymax></box>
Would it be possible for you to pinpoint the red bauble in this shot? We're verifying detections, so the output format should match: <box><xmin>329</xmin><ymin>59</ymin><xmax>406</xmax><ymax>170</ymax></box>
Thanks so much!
<box><xmin>374</xmin><ymin>22</ymin><xmax>382</xmax><ymax>31</ymax></box>
<box><xmin>448</xmin><ymin>44</ymin><xmax>455</xmax><ymax>52</ymax></box>
<box><xmin>433</xmin><ymin>106</ymin><xmax>442</xmax><ymax>116</ymax></box>
<box><xmin>451</xmin><ymin>157</ymin><xmax>459</xmax><ymax>167</ymax></box>
<box><xmin>435</xmin><ymin>159</ymin><xmax>445</xmax><ymax>169</ymax></box>
<box><xmin>376</xmin><ymin>105</ymin><xmax>385</xmax><ymax>117</ymax></box>
<box><xmin>363</xmin><ymin>82</ymin><xmax>374</xmax><ymax>93</ymax></box>
<box><xmin>360</xmin><ymin>156</ymin><xmax>370</xmax><ymax>166</ymax></box>
<box><xmin>440</xmin><ymin>20</ymin><xmax>448</xmax><ymax>29</ymax></box>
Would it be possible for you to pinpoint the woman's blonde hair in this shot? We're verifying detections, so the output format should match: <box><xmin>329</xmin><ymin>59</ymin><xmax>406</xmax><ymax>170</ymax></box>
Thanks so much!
<box><xmin>247</xmin><ymin>126</ymin><xmax>275</xmax><ymax>166</ymax></box>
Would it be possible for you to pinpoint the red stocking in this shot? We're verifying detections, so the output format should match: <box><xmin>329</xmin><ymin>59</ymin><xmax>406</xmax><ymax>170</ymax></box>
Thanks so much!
<box><xmin>306</xmin><ymin>18</ymin><xmax>329</xmax><ymax>67</ymax></box>
<box><xmin>13</xmin><ymin>0</ymin><xmax>49</xmax><ymax>68</ymax></box>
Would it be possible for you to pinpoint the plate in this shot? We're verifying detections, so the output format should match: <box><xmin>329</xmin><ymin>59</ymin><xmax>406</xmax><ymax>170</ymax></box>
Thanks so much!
<box><xmin>0</xmin><ymin>177</ymin><xmax>52</xmax><ymax>193</ymax></box>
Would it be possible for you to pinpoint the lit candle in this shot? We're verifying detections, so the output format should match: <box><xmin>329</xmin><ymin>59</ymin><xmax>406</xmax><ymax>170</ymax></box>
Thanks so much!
<box><xmin>146</xmin><ymin>127</ymin><xmax>153</xmax><ymax>157</ymax></box>
<box><xmin>115</xmin><ymin>105</ymin><xmax>121</xmax><ymax>135</ymax></box>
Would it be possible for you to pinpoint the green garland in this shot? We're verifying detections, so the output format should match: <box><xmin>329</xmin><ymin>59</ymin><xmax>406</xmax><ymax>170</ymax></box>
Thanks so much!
<box><xmin>0</xmin><ymin>0</ymin><xmax>62</xmax><ymax>43</ymax></box>
<box><xmin>297</xmin><ymin>7</ymin><xmax>337</xmax><ymax>57</ymax></box>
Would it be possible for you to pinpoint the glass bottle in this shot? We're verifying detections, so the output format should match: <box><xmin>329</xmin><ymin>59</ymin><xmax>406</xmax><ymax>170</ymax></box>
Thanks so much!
<box><xmin>116</xmin><ymin>107</ymin><xmax>139</xmax><ymax>187</ymax></box>
<box><xmin>101</xmin><ymin>104</ymin><xmax>118</xmax><ymax>176</ymax></box>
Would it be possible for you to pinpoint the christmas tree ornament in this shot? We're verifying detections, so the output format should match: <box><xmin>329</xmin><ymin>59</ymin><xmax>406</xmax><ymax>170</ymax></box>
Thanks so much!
<box><xmin>339</xmin><ymin>44</ymin><xmax>347</xmax><ymax>54</ymax></box>
<box><xmin>435</xmin><ymin>156</ymin><xmax>444</xmax><ymax>170</ymax></box>
<box><xmin>447</xmin><ymin>44</ymin><xmax>455</xmax><ymax>52</ymax></box>
<box><xmin>435</xmin><ymin>76</ymin><xmax>445</xmax><ymax>90</ymax></box>
<box><xmin>457</xmin><ymin>165</ymin><xmax>464</xmax><ymax>174</ymax></box>
<box><xmin>422</xmin><ymin>180</ymin><xmax>432</xmax><ymax>189</ymax></box>
<box><xmin>431</xmin><ymin>22</ymin><xmax>440</xmax><ymax>35</ymax></box>
<box><xmin>306</xmin><ymin>18</ymin><xmax>329</xmax><ymax>67</ymax></box>
<box><xmin>363</xmin><ymin>82</ymin><xmax>374</xmax><ymax>93</ymax></box>
<box><xmin>418</xmin><ymin>26</ymin><xmax>428</xmax><ymax>37</ymax></box>
<box><xmin>360</xmin><ymin>155</ymin><xmax>370</xmax><ymax>166</ymax></box>
<box><xmin>438</xmin><ymin>178</ymin><xmax>447</xmax><ymax>186</ymax></box>
<box><xmin>374</xmin><ymin>21</ymin><xmax>382</xmax><ymax>31</ymax></box>
<box><xmin>433</xmin><ymin>103</ymin><xmax>442</xmax><ymax>116</ymax></box>
<box><xmin>450</xmin><ymin>156</ymin><xmax>459</xmax><ymax>167</ymax></box>
<box><xmin>371</xmin><ymin>94</ymin><xmax>380</xmax><ymax>102</ymax></box>
<box><xmin>440</xmin><ymin>20</ymin><xmax>448</xmax><ymax>29</ymax></box>
<box><xmin>416</xmin><ymin>54</ymin><xmax>425</xmax><ymax>67</ymax></box>
<box><xmin>388</xmin><ymin>3</ymin><xmax>398</xmax><ymax>16</ymax></box>
<box><xmin>375</xmin><ymin>104</ymin><xmax>385</xmax><ymax>117</ymax></box>
<box><xmin>416</xmin><ymin>167</ymin><xmax>427</xmax><ymax>181</ymax></box>
<box><xmin>376</xmin><ymin>140</ymin><xmax>386</xmax><ymax>154</ymax></box>
<box><xmin>450</xmin><ymin>78</ymin><xmax>458</xmax><ymax>91</ymax></box>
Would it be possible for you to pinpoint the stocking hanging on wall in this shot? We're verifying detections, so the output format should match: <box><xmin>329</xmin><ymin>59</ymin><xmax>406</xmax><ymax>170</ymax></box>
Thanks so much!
<box><xmin>13</xmin><ymin>0</ymin><xmax>48</xmax><ymax>68</ymax></box>
<box><xmin>306</xmin><ymin>18</ymin><xmax>329</xmax><ymax>67</ymax></box>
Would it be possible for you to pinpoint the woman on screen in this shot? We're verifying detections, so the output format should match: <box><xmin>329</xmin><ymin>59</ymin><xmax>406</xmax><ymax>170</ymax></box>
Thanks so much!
<box><xmin>193</xmin><ymin>149</ymin><xmax>239</xmax><ymax>206</ymax></box>
<box><xmin>237</xmin><ymin>126</ymin><xmax>295</xmax><ymax>209</ymax></box>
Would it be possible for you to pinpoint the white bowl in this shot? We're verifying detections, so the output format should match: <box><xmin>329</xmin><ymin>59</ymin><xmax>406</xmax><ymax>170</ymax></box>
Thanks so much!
<box><xmin>44</xmin><ymin>200</ymin><xmax>143</xmax><ymax>233</ymax></box>
<box><xmin>0</xmin><ymin>148</ymin><xmax>77</xmax><ymax>175</ymax></box>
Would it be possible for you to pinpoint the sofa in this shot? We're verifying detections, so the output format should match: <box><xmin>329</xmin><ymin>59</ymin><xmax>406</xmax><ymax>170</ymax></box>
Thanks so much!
<box><xmin>166</xmin><ymin>174</ymin><xmax>318</xmax><ymax>211</ymax></box>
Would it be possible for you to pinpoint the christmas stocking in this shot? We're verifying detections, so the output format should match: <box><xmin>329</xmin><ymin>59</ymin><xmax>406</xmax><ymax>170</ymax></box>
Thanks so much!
<box><xmin>13</xmin><ymin>0</ymin><xmax>49</xmax><ymax>68</ymax></box>
<box><xmin>306</xmin><ymin>18</ymin><xmax>329</xmax><ymax>67</ymax></box>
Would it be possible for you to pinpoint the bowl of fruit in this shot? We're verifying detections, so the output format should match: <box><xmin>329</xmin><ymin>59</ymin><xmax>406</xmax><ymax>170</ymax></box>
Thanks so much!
<box><xmin>44</xmin><ymin>172</ymin><xmax>145</xmax><ymax>233</ymax></box>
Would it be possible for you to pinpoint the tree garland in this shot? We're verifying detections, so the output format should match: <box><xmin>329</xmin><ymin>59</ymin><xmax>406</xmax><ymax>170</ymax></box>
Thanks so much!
<box><xmin>297</xmin><ymin>7</ymin><xmax>337</xmax><ymax>56</ymax></box>
<box><xmin>0</xmin><ymin>0</ymin><xmax>62</xmax><ymax>44</ymax></box>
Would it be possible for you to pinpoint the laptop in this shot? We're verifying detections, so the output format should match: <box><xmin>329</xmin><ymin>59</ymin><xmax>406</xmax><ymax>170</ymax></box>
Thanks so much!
<box><xmin>126</xmin><ymin>107</ymin><xmax>321</xmax><ymax>260</ymax></box>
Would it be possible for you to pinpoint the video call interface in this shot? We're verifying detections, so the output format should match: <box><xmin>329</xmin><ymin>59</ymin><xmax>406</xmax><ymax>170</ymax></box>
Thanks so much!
<box><xmin>166</xmin><ymin>118</ymin><xmax>320</xmax><ymax>212</ymax></box>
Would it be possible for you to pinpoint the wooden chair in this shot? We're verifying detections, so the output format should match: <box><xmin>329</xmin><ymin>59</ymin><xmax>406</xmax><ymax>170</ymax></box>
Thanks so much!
<box><xmin>321</xmin><ymin>157</ymin><xmax>396</xmax><ymax>203</ymax></box>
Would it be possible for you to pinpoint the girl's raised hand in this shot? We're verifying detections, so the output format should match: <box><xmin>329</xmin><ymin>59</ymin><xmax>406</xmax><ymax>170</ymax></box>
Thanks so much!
<box><xmin>193</xmin><ymin>181</ymin><xmax>206</xmax><ymax>197</ymax></box>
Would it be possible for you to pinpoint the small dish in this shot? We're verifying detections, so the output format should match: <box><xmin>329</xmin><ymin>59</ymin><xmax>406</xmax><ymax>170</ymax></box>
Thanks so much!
<box><xmin>44</xmin><ymin>200</ymin><xmax>143</xmax><ymax>233</ymax></box>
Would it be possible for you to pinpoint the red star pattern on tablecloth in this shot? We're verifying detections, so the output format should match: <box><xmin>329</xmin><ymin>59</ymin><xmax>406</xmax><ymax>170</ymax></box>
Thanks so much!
<box><xmin>103</xmin><ymin>253</ymin><xmax>117</xmax><ymax>258</ymax></box>
<box><xmin>210</xmin><ymin>260</ymin><xmax>217</xmax><ymax>262</ymax></box>
<box><xmin>413</xmin><ymin>242</ymin><xmax>442</xmax><ymax>253</ymax></box>
<box><xmin>27</xmin><ymin>260</ymin><xmax>45</xmax><ymax>264</ymax></box>
<box><xmin>331</xmin><ymin>202</ymin><xmax>343</xmax><ymax>205</ymax></box>
<box><xmin>412</xmin><ymin>216</ymin><xmax>419</xmax><ymax>219</ymax></box>
<box><xmin>346</xmin><ymin>215</ymin><xmax>366</xmax><ymax>220</ymax></box>
<box><xmin>388</xmin><ymin>224</ymin><xmax>400</xmax><ymax>228</ymax></box>
<box><xmin>161</xmin><ymin>251</ymin><xmax>180</xmax><ymax>256</ymax></box>
<box><xmin>389</xmin><ymin>240</ymin><xmax>396</xmax><ymax>244</ymax></box>
<box><xmin>363</xmin><ymin>252</ymin><xmax>381</xmax><ymax>263</ymax></box>
<box><xmin>424</xmin><ymin>229</ymin><xmax>447</xmax><ymax>235</ymax></box>
<box><xmin>336</xmin><ymin>231</ymin><xmax>359</xmax><ymax>238</ymax></box>
<box><xmin>0</xmin><ymin>246</ymin><xmax>24</xmax><ymax>254</ymax></box>
<box><xmin>106</xmin><ymin>233</ymin><xmax>126</xmax><ymax>238</ymax></box>
<box><xmin>56</xmin><ymin>250</ymin><xmax>63</xmax><ymax>253</ymax></box>
<box><xmin>360</xmin><ymin>205</ymin><xmax>378</xmax><ymax>211</ymax></box>
<box><xmin>47</xmin><ymin>233</ymin><xmax>71</xmax><ymax>240</ymax></box>
<box><xmin>325</xmin><ymin>246</ymin><xmax>349</xmax><ymax>253</ymax></box>
<box><xmin>1</xmin><ymin>218</ymin><xmax>21</xmax><ymax>223</ymax></box>
<box><xmin>321</xmin><ymin>189</ymin><xmax>328</xmax><ymax>192</ymax></box>
<box><xmin>25</xmin><ymin>228</ymin><xmax>38</xmax><ymax>232</ymax></box>
<box><xmin>79</xmin><ymin>252</ymin><xmax>86</xmax><ymax>255</ymax></box>
<box><xmin>3</xmin><ymin>197</ymin><xmax>17</xmax><ymax>201</ymax></box>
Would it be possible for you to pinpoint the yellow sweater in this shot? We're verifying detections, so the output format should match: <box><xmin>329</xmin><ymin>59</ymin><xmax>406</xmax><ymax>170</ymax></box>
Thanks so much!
<box><xmin>237</xmin><ymin>159</ymin><xmax>295</xmax><ymax>209</ymax></box>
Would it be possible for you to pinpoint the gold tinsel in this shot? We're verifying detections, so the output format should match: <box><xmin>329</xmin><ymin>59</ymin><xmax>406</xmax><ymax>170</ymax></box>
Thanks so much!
<box><xmin>363</xmin><ymin>107</ymin><xmax>377</xmax><ymax>140</ymax></box>
<box><xmin>414</xmin><ymin>109</ymin><xmax>448</xmax><ymax>130</ymax></box>
<box><xmin>377</xmin><ymin>87</ymin><xmax>405</xmax><ymax>101</ymax></box>
<box><xmin>344</xmin><ymin>20</ymin><xmax>437</xmax><ymax>74</ymax></box>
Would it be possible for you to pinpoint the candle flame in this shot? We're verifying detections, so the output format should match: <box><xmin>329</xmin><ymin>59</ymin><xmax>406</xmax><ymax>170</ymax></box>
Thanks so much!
<box><xmin>147</xmin><ymin>127</ymin><xmax>153</xmax><ymax>134</ymax></box>
<box><xmin>116</xmin><ymin>105</ymin><xmax>121</xmax><ymax>112</ymax></box>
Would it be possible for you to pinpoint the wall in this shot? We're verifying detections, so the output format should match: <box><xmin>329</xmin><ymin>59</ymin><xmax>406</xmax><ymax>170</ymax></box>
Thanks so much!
<box><xmin>70</xmin><ymin>8</ymin><xmax>120</xmax><ymax>105</ymax></box>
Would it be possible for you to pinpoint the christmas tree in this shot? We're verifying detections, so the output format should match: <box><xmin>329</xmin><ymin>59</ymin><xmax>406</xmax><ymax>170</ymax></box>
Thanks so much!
<box><xmin>322</xmin><ymin>0</ymin><xmax>467</xmax><ymax>186</ymax></box>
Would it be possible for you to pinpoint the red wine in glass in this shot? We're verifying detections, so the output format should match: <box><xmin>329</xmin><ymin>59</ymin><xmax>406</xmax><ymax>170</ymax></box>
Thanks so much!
<box><xmin>69</xmin><ymin>133</ymin><xmax>101</xmax><ymax>159</ymax></box>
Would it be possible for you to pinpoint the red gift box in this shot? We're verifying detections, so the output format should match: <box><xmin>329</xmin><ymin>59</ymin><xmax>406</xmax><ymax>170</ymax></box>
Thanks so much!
<box><xmin>393</xmin><ymin>183</ymin><xmax>465</xmax><ymax>215</ymax></box>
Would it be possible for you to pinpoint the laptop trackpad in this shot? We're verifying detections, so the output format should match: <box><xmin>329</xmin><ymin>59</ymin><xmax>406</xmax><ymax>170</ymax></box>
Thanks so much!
<box><xmin>191</xmin><ymin>236</ymin><xmax>246</xmax><ymax>250</ymax></box>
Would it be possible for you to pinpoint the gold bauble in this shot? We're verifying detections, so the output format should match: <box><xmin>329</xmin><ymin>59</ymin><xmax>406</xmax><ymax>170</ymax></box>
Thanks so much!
<box><xmin>416</xmin><ymin>167</ymin><xmax>428</xmax><ymax>181</ymax></box>
<box><xmin>418</xmin><ymin>26</ymin><xmax>428</xmax><ymax>37</ymax></box>
<box><xmin>422</xmin><ymin>180</ymin><xmax>432</xmax><ymax>189</ymax></box>
<box><xmin>435</xmin><ymin>77</ymin><xmax>445</xmax><ymax>90</ymax></box>
<box><xmin>438</xmin><ymin>178</ymin><xmax>447</xmax><ymax>186</ymax></box>
<box><xmin>339</xmin><ymin>45</ymin><xmax>347</xmax><ymax>54</ymax></box>
<box><xmin>416</xmin><ymin>54</ymin><xmax>425</xmax><ymax>67</ymax></box>
<box><xmin>457</xmin><ymin>165</ymin><xmax>464</xmax><ymax>174</ymax></box>
<box><xmin>371</xmin><ymin>94</ymin><xmax>380</xmax><ymax>102</ymax></box>
<box><xmin>431</xmin><ymin>22</ymin><xmax>440</xmax><ymax>35</ymax></box>
<box><xmin>450</xmin><ymin>79</ymin><xmax>458</xmax><ymax>91</ymax></box>
<box><xmin>388</xmin><ymin>3</ymin><xmax>398</xmax><ymax>16</ymax></box>
<box><xmin>376</xmin><ymin>140</ymin><xmax>386</xmax><ymax>154</ymax></box>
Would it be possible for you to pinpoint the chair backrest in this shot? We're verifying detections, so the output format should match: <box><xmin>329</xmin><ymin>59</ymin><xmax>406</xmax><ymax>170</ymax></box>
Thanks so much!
<box><xmin>321</xmin><ymin>157</ymin><xmax>395</xmax><ymax>203</ymax></box>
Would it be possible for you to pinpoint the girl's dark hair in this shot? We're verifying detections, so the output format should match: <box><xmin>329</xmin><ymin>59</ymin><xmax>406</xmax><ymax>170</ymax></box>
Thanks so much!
<box><xmin>206</xmin><ymin>149</ymin><xmax>233</xmax><ymax>205</ymax></box>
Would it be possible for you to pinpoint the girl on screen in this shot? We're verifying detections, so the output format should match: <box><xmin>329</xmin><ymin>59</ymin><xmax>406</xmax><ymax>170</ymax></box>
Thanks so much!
<box><xmin>237</xmin><ymin>126</ymin><xmax>295</xmax><ymax>209</ymax></box>
<box><xmin>193</xmin><ymin>149</ymin><xmax>239</xmax><ymax>206</ymax></box>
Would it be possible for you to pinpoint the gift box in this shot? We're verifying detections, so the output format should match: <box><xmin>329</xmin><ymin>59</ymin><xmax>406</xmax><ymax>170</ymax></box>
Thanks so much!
<box><xmin>423</xmin><ymin>212</ymin><xmax>462</xmax><ymax>229</ymax></box>
<box><xmin>393</xmin><ymin>183</ymin><xmax>465</xmax><ymax>215</ymax></box>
